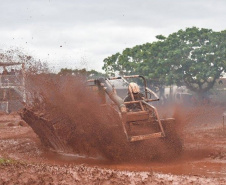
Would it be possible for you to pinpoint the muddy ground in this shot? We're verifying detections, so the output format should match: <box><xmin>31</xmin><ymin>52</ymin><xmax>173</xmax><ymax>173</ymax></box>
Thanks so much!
<box><xmin>0</xmin><ymin>105</ymin><xmax>226</xmax><ymax>184</ymax></box>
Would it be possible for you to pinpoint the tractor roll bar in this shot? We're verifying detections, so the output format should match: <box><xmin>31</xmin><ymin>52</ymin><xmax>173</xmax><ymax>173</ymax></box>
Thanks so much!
<box><xmin>95</xmin><ymin>77</ymin><xmax>127</xmax><ymax>113</ymax></box>
<box><xmin>145</xmin><ymin>87</ymin><xmax>159</xmax><ymax>100</ymax></box>
<box><xmin>88</xmin><ymin>75</ymin><xmax>159</xmax><ymax>101</ymax></box>
<box><xmin>124</xmin><ymin>99</ymin><xmax>159</xmax><ymax>105</ymax></box>
<box><xmin>107</xmin><ymin>75</ymin><xmax>148</xmax><ymax>98</ymax></box>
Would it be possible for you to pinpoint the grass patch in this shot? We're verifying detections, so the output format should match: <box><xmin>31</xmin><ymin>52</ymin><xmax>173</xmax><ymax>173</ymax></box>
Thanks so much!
<box><xmin>0</xmin><ymin>158</ymin><xmax>13</xmax><ymax>165</ymax></box>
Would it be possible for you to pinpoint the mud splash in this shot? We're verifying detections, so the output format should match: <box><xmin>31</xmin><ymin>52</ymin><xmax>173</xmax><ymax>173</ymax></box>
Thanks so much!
<box><xmin>20</xmin><ymin>73</ymin><xmax>185</xmax><ymax>162</ymax></box>
<box><xmin>22</xmin><ymin>74</ymin><xmax>167</xmax><ymax>161</ymax></box>
<box><xmin>21</xmin><ymin>73</ymin><xmax>225</xmax><ymax>162</ymax></box>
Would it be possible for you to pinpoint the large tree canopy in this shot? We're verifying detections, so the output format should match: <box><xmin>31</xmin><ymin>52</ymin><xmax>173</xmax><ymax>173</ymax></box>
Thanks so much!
<box><xmin>162</xmin><ymin>27</ymin><xmax>226</xmax><ymax>94</ymax></box>
<box><xmin>58</xmin><ymin>68</ymin><xmax>106</xmax><ymax>79</ymax></box>
<box><xmin>102</xmin><ymin>27</ymin><xmax>226</xmax><ymax>96</ymax></box>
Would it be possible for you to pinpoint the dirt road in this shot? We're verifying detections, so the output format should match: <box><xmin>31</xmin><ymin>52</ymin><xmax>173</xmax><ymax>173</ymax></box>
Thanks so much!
<box><xmin>1</xmin><ymin>107</ymin><xmax>226</xmax><ymax>184</ymax></box>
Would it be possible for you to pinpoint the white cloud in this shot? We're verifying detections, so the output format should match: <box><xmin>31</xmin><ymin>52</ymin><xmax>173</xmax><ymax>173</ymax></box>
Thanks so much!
<box><xmin>0</xmin><ymin>0</ymin><xmax>225</xmax><ymax>72</ymax></box>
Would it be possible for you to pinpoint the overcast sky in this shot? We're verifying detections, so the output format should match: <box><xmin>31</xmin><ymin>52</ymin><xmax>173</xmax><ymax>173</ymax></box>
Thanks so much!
<box><xmin>0</xmin><ymin>0</ymin><xmax>225</xmax><ymax>72</ymax></box>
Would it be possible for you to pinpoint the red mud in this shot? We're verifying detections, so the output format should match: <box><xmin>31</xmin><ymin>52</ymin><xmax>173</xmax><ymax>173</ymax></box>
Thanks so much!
<box><xmin>0</xmin><ymin>74</ymin><xmax>226</xmax><ymax>184</ymax></box>
<box><xmin>1</xmin><ymin>110</ymin><xmax>226</xmax><ymax>184</ymax></box>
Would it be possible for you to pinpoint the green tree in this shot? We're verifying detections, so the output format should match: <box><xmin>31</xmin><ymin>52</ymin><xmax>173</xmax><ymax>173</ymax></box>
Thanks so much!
<box><xmin>102</xmin><ymin>27</ymin><xmax>226</xmax><ymax>97</ymax></box>
<box><xmin>102</xmin><ymin>41</ymin><xmax>172</xmax><ymax>98</ymax></box>
<box><xmin>163</xmin><ymin>27</ymin><xmax>226</xmax><ymax>96</ymax></box>
<box><xmin>58</xmin><ymin>68</ymin><xmax>106</xmax><ymax>79</ymax></box>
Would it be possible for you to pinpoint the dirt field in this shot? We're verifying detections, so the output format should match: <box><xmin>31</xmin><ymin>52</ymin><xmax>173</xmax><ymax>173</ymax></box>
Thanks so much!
<box><xmin>1</xmin><ymin>104</ymin><xmax>226</xmax><ymax>184</ymax></box>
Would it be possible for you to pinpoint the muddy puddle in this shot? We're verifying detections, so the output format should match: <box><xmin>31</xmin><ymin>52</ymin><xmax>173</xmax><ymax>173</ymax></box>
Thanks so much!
<box><xmin>1</xmin><ymin>107</ymin><xmax>226</xmax><ymax>184</ymax></box>
<box><xmin>0</xmin><ymin>73</ymin><xmax>226</xmax><ymax>183</ymax></box>
<box><xmin>40</xmin><ymin>148</ymin><xmax>226</xmax><ymax>178</ymax></box>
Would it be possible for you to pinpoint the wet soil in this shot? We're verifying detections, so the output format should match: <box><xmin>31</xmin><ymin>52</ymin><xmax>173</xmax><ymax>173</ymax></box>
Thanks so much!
<box><xmin>1</xmin><ymin>108</ymin><xmax>226</xmax><ymax>184</ymax></box>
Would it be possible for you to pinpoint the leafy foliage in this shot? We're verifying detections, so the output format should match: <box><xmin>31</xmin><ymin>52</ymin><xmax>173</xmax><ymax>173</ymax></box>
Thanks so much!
<box><xmin>102</xmin><ymin>27</ymin><xmax>226</xmax><ymax>95</ymax></box>
<box><xmin>0</xmin><ymin>158</ymin><xmax>13</xmax><ymax>165</ymax></box>
<box><xmin>163</xmin><ymin>27</ymin><xmax>226</xmax><ymax>94</ymax></box>
<box><xmin>58</xmin><ymin>68</ymin><xmax>106</xmax><ymax>79</ymax></box>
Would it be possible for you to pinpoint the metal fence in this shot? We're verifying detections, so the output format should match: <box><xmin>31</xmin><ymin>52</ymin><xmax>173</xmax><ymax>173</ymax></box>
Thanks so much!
<box><xmin>0</xmin><ymin>75</ymin><xmax>23</xmax><ymax>87</ymax></box>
